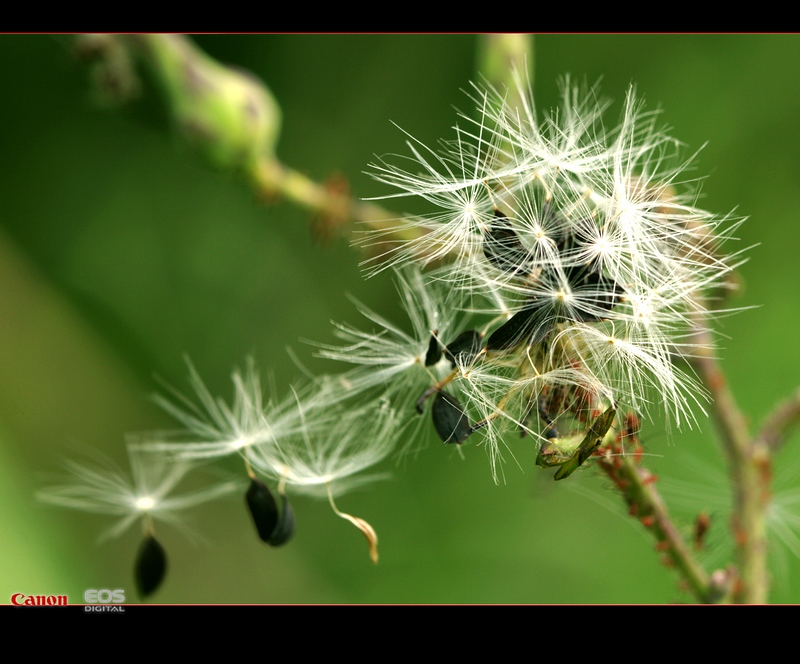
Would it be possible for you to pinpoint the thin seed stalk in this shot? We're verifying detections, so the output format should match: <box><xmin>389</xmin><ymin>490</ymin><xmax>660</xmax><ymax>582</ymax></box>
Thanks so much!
<box><xmin>246</xmin><ymin>157</ymin><xmax>410</xmax><ymax>239</ymax></box>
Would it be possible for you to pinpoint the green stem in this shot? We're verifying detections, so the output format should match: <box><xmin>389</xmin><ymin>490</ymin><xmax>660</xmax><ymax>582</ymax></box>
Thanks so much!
<box><xmin>476</xmin><ymin>34</ymin><xmax>535</xmax><ymax>95</ymax></box>
<box><xmin>754</xmin><ymin>387</ymin><xmax>800</xmax><ymax>453</ymax></box>
<box><xmin>73</xmin><ymin>34</ymin><xmax>421</xmax><ymax>252</ymax></box>
<box><xmin>246</xmin><ymin>157</ymin><xmax>423</xmax><ymax>246</ymax></box>
<box><xmin>597</xmin><ymin>451</ymin><xmax>716</xmax><ymax>602</ymax></box>
<box><xmin>691</xmin><ymin>319</ymin><xmax>769</xmax><ymax>603</ymax></box>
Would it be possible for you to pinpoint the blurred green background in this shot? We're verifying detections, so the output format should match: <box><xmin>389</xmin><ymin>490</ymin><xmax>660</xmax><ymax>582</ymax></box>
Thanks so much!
<box><xmin>2</xmin><ymin>34</ymin><xmax>799</xmax><ymax>604</ymax></box>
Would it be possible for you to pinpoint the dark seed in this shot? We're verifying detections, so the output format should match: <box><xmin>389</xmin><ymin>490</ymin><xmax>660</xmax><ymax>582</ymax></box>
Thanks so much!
<box><xmin>246</xmin><ymin>476</ymin><xmax>279</xmax><ymax>544</ymax></box>
<box><xmin>567</xmin><ymin>269</ymin><xmax>624</xmax><ymax>322</ymax></box>
<box><xmin>487</xmin><ymin>308</ymin><xmax>535</xmax><ymax>351</ymax></box>
<box><xmin>431</xmin><ymin>390</ymin><xmax>472</xmax><ymax>444</ymax></box>
<box><xmin>424</xmin><ymin>331</ymin><xmax>442</xmax><ymax>367</ymax></box>
<box><xmin>486</xmin><ymin>306</ymin><xmax>551</xmax><ymax>352</ymax></box>
<box><xmin>443</xmin><ymin>329</ymin><xmax>484</xmax><ymax>366</ymax></box>
<box><xmin>135</xmin><ymin>534</ymin><xmax>167</xmax><ymax>598</ymax></box>
<box><xmin>267</xmin><ymin>493</ymin><xmax>295</xmax><ymax>547</ymax></box>
<box><xmin>483</xmin><ymin>209</ymin><xmax>532</xmax><ymax>274</ymax></box>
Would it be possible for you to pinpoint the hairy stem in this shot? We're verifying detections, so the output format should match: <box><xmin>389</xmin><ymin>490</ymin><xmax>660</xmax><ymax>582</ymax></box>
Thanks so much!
<box><xmin>596</xmin><ymin>432</ymin><xmax>716</xmax><ymax>602</ymax></box>
<box><xmin>691</xmin><ymin>319</ymin><xmax>769</xmax><ymax>603</ymax></box>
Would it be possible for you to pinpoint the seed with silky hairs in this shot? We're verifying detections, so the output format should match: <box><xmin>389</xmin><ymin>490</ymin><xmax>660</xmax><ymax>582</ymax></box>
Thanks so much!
<box><xmin>486</xmin><ymin>305</ymin><xmax>552</xmax><ymax>352</ymax></box>
<box><xmin>135</xmin><ymin>534</ymin><xmax>167</xmax><ymax>598</ymax></box>
<box><xmin>483</xmin><ymin>208</ymin><xmax>532</xmax><ymax>274</ymax></box>
<box><xmin>443</xmin><ymin>329</ymin><xmax>484</xmax><ymax>366</ymax></box>
<box><xmin>431</xmin><ymin>390</ymin><xmax>472</xmax><ymax>444</ymax></box>
<box><xmin>561</xmin><ymin>263</ymin><xmax>624</xmax><ymax>322</ymax></box>
<box><xmin>246</xmin><ymin>476</ymin><xmax>280</xmax><ymax>544</ymax></box>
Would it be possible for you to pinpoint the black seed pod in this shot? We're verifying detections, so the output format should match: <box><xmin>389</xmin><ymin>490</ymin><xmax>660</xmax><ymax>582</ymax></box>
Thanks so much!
<box><xmin>443</xmin><ymin>329</ymin><xmax>484</xmax><ymax>366</ymax></box>
<box><xmin>246</xmin><ymin>476</ymin><xmax>279</xmax><ymax>544</ymax></box>
<box><xmin>483</xmin><ymin>209</ymin><xmax>532</xmax><ymax>274</ymax></box>
<box><xmin>267</xmin><ymin>493</ymin><xmax>295</xmax><ymax>547</ymax></box>
<box><xmin>567</xmin><ymin>269</ymin><xmax>624</xmax><ymax>322</ymax></box>
<box><xmin>431</xmin><ymin>390</ymin><xmax>472</xmax><ymax>444</ymax></box>
<box><xmin>135</xmin><ymin>534</ymin><xmax>167</xmax><ymax>598</ymax></box>
<box><xmin>424</xmin><ymin>331</ymin><xmax>443</xmax><ymax>366</ymax></box>
<box><xmin>486</xmin><ymin>306</ymin><xmax>551</xmax><ymax>352</ymax></box>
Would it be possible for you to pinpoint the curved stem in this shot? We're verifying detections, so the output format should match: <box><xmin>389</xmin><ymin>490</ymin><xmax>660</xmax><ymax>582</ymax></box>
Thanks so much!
<box><xmin>755</xmin><ymin>387</ymin><xmax>800</xmax><ymax>453</ymax></box>
<box><xmin>326</xmin><ymin>482</ymin><xmax>380</xmax><ymax>565</ymax></box>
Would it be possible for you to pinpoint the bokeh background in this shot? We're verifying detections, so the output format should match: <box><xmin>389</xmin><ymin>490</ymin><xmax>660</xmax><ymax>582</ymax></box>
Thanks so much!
<box><xmin>2</xmin><ymin>34</ymin><xmax>799</xmax><ymax>604</ymax></box>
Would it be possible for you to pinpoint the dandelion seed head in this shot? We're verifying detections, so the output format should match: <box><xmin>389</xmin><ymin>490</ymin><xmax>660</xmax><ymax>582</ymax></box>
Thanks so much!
<box><xmin>362</xmin><ymin>73</ymin><xmax>745</xmax><ymax>474</ymax></box>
